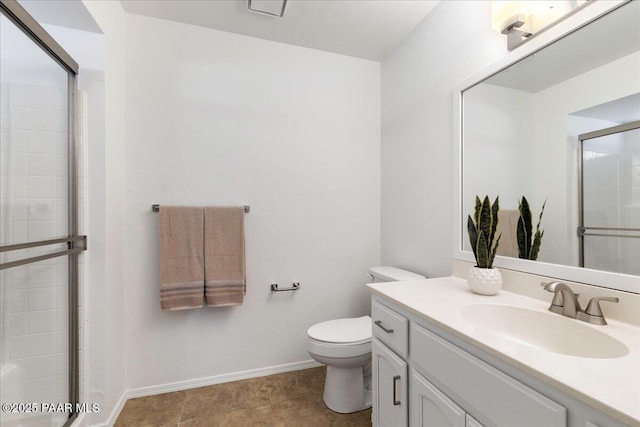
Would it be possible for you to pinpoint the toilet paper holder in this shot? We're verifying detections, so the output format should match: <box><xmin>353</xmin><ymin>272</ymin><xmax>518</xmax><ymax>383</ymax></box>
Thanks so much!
<box><xmin>271</xmin><ymin>283</ymin><xmax>300</xmax><ymax>292</ymax></box>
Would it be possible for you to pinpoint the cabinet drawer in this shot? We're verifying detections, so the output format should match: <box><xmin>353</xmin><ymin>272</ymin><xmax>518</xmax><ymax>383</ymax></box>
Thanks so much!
<box><xmin>372</xmin><ymin>301</ymin><xmax>408</xmax><ymax>357</ymax></box>
<box><xmin>411</xmin><ymin>323</ymin><xmax>566</xmax><ymax>427</ymax></box>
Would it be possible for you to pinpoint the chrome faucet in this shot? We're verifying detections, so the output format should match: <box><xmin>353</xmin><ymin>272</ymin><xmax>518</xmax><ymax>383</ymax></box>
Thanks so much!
<box><xmin>540</xmin><ymin>282</ymin><xmax>619</xmax><ymax>325</ymax></box>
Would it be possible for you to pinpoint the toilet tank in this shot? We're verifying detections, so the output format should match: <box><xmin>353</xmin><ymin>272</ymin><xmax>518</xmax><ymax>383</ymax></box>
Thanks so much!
<box><xmin>367</xmin><ymin>266</ymin><xmax>425</xmax><ymax>283</ymax></box>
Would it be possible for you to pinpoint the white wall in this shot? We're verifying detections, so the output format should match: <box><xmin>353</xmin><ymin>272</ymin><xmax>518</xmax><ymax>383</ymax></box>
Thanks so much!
<box><xmin>79</xmin><ymin>1</ymin><xmax>127</xmax><ymax>425</ymax></box>
<box><xmin>123</xmin><ymin>14</ymin><xmax>381</xmax><ymax>390</ymax></box>
<box><xmin>462</xmin><ymin>83</ymin><xmax>536</xmax><ymax>228</ymax></box>
<box><xmin>381</xmin><ymin>1</ymin><xmax>504</xmax><ymax>277</ymax></box>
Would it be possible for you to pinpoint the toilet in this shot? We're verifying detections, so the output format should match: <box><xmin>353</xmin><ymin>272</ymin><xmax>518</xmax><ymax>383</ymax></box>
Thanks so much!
<box><xmin>306</xmin><ymin>266</ymin><xmax>425</xmax><ymax>414</ymax></box>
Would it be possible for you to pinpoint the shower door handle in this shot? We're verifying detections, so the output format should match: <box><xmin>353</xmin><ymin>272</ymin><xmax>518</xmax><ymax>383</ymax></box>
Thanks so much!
<box><xmin>392</xmin><ymin>375</ymin><xmax>401</xmax><ymax>406</ymax></box>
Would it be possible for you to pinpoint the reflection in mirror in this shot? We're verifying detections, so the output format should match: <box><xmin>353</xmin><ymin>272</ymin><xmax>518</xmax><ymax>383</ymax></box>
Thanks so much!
<box><xmin>579</xmin><ymin>123</ymin><xmax>640</xmax><ymax>276</ymax></box>
<box><xmin>461</xmin><ymin>1</ymin><xmax>639</xmax><ymax>281</ymax></box>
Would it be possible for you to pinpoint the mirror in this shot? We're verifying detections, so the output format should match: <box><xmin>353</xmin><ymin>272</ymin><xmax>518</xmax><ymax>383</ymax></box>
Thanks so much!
<box><xmin>459</xmin><ymin>1</ymin><xmax>640</xmax><ymax>292</ymax></box>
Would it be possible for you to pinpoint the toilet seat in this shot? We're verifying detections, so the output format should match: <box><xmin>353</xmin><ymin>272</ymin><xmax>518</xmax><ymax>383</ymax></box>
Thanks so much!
<box><xmin>307</xmin><ymin>316</ymin><xmax>372</xmax><ymax>344</ymax></box>
<box><xmin>307</xmin><ymin>316</ymin><xmax>372</xmax><ymax>360</ymax></box>
<box><xmin>307</xmin><ymin>337</ymin><xmax>371</xmax><ymax>359</ymax></box>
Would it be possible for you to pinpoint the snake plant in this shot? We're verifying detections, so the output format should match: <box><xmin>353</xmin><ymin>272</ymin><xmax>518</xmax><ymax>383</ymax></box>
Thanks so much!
<box><xmin>517</xmin><ymin>196</ymin><xmax>546</xmax><ymax>260</ymax></box>
<box><xmin>467</xmin><ymin>195</ymin><xmax>501</xmax><ymax>269</ymax></box>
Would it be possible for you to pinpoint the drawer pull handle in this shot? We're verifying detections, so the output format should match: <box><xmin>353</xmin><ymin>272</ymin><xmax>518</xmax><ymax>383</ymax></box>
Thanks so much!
<box><xmin>392</xmin><ymin>375</ymin><xmax>401</xmax><ymax>406</ymax></box>
<box><xmin>374</xmin><ymin>320</ymin><xmax>394</xmax><ymax>334</ymax></box>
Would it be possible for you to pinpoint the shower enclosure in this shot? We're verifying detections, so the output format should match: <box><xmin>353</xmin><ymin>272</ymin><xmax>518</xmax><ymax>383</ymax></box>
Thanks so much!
<box><xmin>578</xmin><ymin>120</ymin><xmax>640</xmax><ymax>276</ymax></box>
<box><xmin>0</xmin><ymin>1</ymin><xmax>85</xmax><ymax>426</ymax></box>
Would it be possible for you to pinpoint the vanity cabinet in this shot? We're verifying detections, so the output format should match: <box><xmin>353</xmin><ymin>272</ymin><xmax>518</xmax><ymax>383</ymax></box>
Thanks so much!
<box><xmin>372</xmin><ymin>300</ymin><xmax>409</xmax><ymax>427</ymax></box>
<box><xmin>372</xmin><ymin>339</ymin><xmax>407</xmax><ymax>427</ymax></box>
<box><xmin>371</xmin><ymin>297</ymin><xmax>568</xmax><ymax>427</ymax></box>
<box><xmin>411</xmin><ymin>369</ymin><xmax>466</xmax><ymax>427</ymax></box>
<box><xmin>411</xmin><ymin>323</ymin><xmax>565</xmax><ymax>427</ymax></box>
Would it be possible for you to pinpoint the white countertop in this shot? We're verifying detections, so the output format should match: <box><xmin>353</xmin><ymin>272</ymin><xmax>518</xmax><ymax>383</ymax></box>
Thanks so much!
<box><xmin>367</xmin><ymin>276</ymin><xmax>640</xmax><ymax>426</ymax></box>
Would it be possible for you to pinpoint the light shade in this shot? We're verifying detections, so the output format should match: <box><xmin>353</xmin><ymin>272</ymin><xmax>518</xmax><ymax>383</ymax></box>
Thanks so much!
<box><xmin>491</xmin><ymin>1</ymin><xmax>587</xmax><ymax>34</ymax></box>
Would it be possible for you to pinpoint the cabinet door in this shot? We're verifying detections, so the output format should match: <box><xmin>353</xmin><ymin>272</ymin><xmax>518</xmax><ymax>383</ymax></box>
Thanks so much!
<box><xmin>411</xmin><ymin>370</ymin><xmax>465</xmax><ymax>427</ymax></box>
<box><xmin>373</xmin><ymin>339</ymin><xmax>407</xmax><ymax>427</ymax></box>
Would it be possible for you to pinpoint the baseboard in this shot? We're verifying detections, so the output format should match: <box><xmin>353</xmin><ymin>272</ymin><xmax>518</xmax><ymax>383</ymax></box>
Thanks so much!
<box><xmin>126</xmin><ymin>359</ymin><xmax>322</xmax><ymax>399</ymax></box>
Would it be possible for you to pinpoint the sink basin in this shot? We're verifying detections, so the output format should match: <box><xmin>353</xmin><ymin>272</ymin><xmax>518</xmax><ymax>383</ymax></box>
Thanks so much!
<box><xmin>460</xmin><ymin>304</ymin><xmax>629</xmax><ymax>359</ymax></box>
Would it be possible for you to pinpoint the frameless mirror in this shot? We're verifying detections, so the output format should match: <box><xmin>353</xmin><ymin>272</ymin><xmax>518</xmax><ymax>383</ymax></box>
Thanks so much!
<box><xmin>460</xmin><ymin>1</ymin><xmax>640</xmax><ymax>291</ymax></box>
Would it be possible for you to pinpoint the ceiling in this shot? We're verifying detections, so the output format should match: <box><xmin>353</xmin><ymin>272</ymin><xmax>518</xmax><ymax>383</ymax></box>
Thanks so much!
<box><xmin>119</xmin><ymin>0</ymin><xmax>440</xmax><ymax>61</ymax></box>
<box><xmin>572</xmin><ymin>93</ymin><xmax>640</xmax><ymax>124</ymax></box>
<box><xmin>18</xmin><ymin>0</ymin><xmax>102</xmax><ymax>33</ymax></box>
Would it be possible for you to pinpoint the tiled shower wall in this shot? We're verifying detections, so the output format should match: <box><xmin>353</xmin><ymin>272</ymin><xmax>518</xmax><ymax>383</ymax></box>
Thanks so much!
<box><xmin>0</xmin><ymin>81</ymin><xmax>83</xmax><ymax>412</ymax></box>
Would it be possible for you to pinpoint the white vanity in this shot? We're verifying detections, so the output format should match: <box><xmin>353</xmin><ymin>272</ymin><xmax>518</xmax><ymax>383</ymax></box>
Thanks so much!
<box><xmin>367</xmin><ymin>271</ymin><xmax>640</xmax><ymax>427</ymax></box>
<box><xmin>368</xmin><ymin>1</ymin><xmax>640</xmax><ymax>425</ymax></box>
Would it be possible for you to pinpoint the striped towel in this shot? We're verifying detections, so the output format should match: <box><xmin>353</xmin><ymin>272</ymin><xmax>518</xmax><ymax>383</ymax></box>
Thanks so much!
<box><xmin>159</xmin><ymin>207</ymin><xmax>204</xmax><ymax>310</ymax></box>
<box><xmin>204</xmin><ymin>207</ymin><xmax>246</xmax><ymax>306</ymax></box>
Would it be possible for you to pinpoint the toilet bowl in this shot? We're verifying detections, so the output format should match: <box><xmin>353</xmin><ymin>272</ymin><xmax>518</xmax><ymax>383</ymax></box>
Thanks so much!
<box><xmin>307</xmin><ymin>316</ymin><xmax>372</xmax><ymax>413</ymax></box>
<box><xmin>306</xmin><ymin>266</ymin><xmax>424</xmax><ymax>414</ymax></box>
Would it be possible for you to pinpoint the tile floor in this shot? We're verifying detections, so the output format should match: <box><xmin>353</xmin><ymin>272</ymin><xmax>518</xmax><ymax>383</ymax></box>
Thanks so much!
<box><xmin>115</xmin><ymin>367</ymin><xmax>372</xmax><ymax>426</ymax></box>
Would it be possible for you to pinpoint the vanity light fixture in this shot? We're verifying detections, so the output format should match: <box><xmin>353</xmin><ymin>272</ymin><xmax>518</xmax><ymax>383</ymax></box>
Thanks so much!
<box><xmin>248</xmin><ymin>0</ymin><xmax>288</xmax><ymax>18</ymax></box>
<box><xmin>491</xmin><ymin>1</ymin><xmax>590</xmax><ymax>50</ymax></box>
<box><xmin>500</xmin><ymin>13</ymin><xmax>532</xmax><ymax>50</ymax></box>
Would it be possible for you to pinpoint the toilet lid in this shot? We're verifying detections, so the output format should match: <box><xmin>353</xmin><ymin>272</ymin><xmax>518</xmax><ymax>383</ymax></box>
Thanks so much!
<box><xmin>307</xmin><ymin>316</ymin><xmax>372</xmax><ymax>344</ymax></box>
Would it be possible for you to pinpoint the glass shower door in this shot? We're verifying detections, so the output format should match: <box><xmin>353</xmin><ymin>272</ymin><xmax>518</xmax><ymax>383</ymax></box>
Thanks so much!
<box><xmin>0</xmin><ymin>2</ymin><xmax>84</xmax><ymax>426</ymax></box>
<box><xmin>579</xmin><ymin>122</ymin><xmax>640</xmax><ymax>275</ymax></box>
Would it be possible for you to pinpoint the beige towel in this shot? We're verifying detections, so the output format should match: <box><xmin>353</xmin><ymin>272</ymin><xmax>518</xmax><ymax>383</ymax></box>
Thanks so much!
<box><xmin>160</xmin><ymin>207</ymin><xmax>205</xmax><ymax>310</ymax></box>
<box><xmin>496</xmin><ymin>209</ymin><xmax>520</xmax><ymax>258</ymax></box>
<box><xmin>204</xmin><ymin>207</ymin><xmax>246</xmax><ymax>306</ymax></box>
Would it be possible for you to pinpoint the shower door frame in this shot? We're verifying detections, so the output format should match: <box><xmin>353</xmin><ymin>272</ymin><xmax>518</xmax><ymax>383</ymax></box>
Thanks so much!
<box><xmin>577</xmin><ymin>119</ymin><xmax>640</xmax><ymax>268</ymax></box>
<box><xmin>0</xmin><ymin>1</ymin><xmax>85</xmax><ymax>425</ymax></box>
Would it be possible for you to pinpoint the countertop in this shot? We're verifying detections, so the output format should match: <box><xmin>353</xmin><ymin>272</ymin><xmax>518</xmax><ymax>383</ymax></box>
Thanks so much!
<box><xmin>367</xmin><ymin>276</ymin><xmax>640</xmax><ymax>426</ymax></box>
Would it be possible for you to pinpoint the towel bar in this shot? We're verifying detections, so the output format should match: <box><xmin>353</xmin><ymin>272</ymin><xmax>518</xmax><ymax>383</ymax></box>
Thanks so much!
<box><xmin>271</xmin><ymin>283</ymin><xmax>300</xmax><ymax>292</ymax></box>
<box><xmin>152</xmin><ymin>204</ymin><xmax>250</xmax><ymax>213</ymax></box>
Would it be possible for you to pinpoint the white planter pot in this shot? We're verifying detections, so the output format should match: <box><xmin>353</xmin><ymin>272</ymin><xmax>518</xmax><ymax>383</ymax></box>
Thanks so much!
<box><xmin>466</xmin><ymin>267</ymin><xmax>503</xmax><ymax>296</ymax></box>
